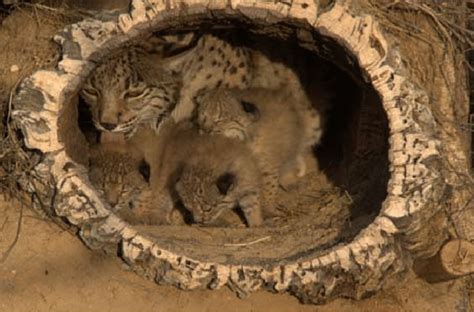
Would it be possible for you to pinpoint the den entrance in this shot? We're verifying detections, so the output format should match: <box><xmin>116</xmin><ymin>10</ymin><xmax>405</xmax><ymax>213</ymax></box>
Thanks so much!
<box><xmin>77</xmin><ymin>28</ymin><xmax>389</xmax><ymax>264</ymax></box>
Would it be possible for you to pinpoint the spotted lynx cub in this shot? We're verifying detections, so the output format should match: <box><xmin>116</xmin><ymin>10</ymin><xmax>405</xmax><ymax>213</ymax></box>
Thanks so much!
<box><xmin>130</xmin><ymin>119</ymin><xmax>265</xmax><ymax>227</ymax></box>
<box><xmin>195</xmin><ymin>88</ymin><xmax>259</xmax><ymax>141</ymax></box>
<box><xmin>195</xmin><ymin>88</ymin><xmax>323</xmax><ymax>208</ymax></box>
<box><xmin>81</xmin><ymin>33</ymin><xmax>252</xmax><ymax>138</ymax></box>
<box><xmin>89</xmin><ymin>144</ymin><xmax>149</xmax><ymax>215</ymax></box>
<box><xmin>165</xmin><ymin>34</ymin><xmax>253</xmax><ymax>122</ymax></box>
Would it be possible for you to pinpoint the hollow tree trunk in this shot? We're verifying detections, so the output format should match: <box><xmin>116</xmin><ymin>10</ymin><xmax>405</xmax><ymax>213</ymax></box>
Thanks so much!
<box><xmin>10</xmin><ymin>0</ymin><xmax>472</xmax><ymax>304</ymax></box>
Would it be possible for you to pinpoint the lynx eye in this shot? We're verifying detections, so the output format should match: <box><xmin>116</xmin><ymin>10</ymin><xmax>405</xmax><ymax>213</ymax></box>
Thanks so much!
<box><xmin>216</xmin><ymin>173</ymin><xmax>235</xmax><ymax>195</ymax></box>
<box><xmin>82</xmin><ymin>87</ymin><xmax>99</xmax><ymax>98</ymax></box>
<box><xmin>202</xmin><ymin>205</ymin><xmax>212</xmax><ymax>212</ymax></box>
<box><xmin>123</xmin><ymin>88</ymin><xmax>145</xmax><ymax>100</ymax></box>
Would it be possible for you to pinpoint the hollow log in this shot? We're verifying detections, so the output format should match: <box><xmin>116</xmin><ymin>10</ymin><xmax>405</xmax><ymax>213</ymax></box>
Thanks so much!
<box><xmin>11</xmin><ymin>0</ymin><xmax>472</xmax><ymax>304</ymax></box>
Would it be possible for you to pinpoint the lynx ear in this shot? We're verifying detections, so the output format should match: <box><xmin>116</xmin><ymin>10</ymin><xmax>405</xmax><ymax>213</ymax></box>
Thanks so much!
<box><xmin>138</xmin><ymin>160</ymin><xmax>151</xmax><ymax>183</ymax></box>
<box><xmin>216</xmin><ymin>173</ymin><xmax>235</xmax><ymax>195</ymax></box>
<box><xmin>240</xmin><ymin>100</ymin><xmax>260</xmax><ymax>120</ymax></box>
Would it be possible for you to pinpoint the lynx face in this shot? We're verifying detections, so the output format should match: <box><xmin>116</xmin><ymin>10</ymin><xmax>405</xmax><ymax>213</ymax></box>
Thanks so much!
<box><xmin>175</xmin><ymin>166</ymin><xmax>237</xmax><ymax>224</ymax></box>
<box><xmin>81</xmin><ymin>49</ymin><xmax>179</xmax><ymax>138</ymax></box>
<box><xmin>195</xmin><ymin>89</ymin><xmax>259</xmax><ymax>141</ymax></box>
<box><xmin>89</xmin><ymin>143</ymin><xmax>148</xmax><ymax>211</ymax></box>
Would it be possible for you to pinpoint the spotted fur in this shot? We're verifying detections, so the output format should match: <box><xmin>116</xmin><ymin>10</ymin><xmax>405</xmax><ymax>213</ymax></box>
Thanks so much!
<box><xmin>164</xmin><ymin>34</ymin><xmax>254</xmax><ymax>123</ymax></box>
<box><xmin>81</xmin><ymin>33</ymin><xmax>253</xmax><ymax>139</ymax></box>
<box><xmin>81</xmin><ymin>46</ymin><xmax>180</xmax><ymax>139</ymax></box>
<box><xmin>195</xmin><ymin>88</ymin><xmax>323</xmax><ymax>211</ymax></box>
<box><xmin>195</xmin><ymin>89</ymin><xmax>259</xmax><ymax>140</ymax></box>
<box><xmin>131</xmin><ymin>119</ymin><xmax>264</xmax><ymax>227</ymax></box>
<box><xmin>88</xmin><ymin>142</ymin><xmax>148</xmax><ymax>212</ymax></box>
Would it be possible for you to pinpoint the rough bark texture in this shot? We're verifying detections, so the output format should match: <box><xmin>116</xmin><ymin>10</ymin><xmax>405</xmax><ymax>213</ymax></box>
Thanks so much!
<box><xmin>11</xmin><ymin>0</ymin><xmax>470</xmax><ymax>305</ymax></box>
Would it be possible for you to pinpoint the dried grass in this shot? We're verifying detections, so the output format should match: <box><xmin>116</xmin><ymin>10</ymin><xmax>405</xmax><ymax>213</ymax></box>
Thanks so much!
<box><xmin>0</xmin><ymin>3</ymin><xmax>83</xmax><ymax>207</ymax></box>
<box><xmin>367</xmin><ymin>1</ymin><xmax>474</xmax><ymax>240</ymax></box>
<box><xmin>368</xmin><ymin>1</ymin><xmax>473</xmax><ymax>51</ymax></box>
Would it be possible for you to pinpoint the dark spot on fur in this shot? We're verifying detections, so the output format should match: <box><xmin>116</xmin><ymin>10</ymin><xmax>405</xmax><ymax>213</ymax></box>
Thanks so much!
<box><xmin>302</xmin><ymin>3</ymin><xmax>309</xmax><ymax>8</ymax></box>
<box><xmin>212</xmin><ymin>60</ymin><xmax>217</xmax><ymax>66</ymax></box>
<box><xmin>229</xmin><ymin>66</ymin><xmax>237</xmax><ymax>75</ymax></box>
<box><xmin>209</xmin><ymin>46</ymin><xmax>215</xmax><ymax>51</ymax></box>
<box><xmin>238</xmin><ymin>62</ymin><xmax>245</xmax><ymax>68</ymax></box>
<box><xmin>198</xmin><ymin>55</ymin><xmax>204</xmax><ymax>62</ymax></box>
<box><xmin>206</xmin><ymin>74</ymin><xmax>212</xmax><ymax>79</ymax></box>
<box><xmin>216</xmin><ymin>80</ymin><xmax>223</xmax><ymax>88</ymax></box>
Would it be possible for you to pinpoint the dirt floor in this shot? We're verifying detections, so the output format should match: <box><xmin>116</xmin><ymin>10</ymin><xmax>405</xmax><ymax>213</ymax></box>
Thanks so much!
<box><xmin>0</xmin><ymin>200</ymin><xmax>471</xmax><ymax>312</ymax></box>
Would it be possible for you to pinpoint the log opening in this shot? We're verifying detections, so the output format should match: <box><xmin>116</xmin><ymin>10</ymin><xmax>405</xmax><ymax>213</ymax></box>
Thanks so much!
<box><xmin>72</xmin><ymin>28</ymin><xmax>389</xmax><ymax>264</ymax></box>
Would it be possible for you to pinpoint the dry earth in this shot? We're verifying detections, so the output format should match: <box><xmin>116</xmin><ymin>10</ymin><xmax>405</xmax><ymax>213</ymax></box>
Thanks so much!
<box><xmin>0</xmin><ymin>200</ymin><xmax>471</xmax><ymax>312</ymax></box>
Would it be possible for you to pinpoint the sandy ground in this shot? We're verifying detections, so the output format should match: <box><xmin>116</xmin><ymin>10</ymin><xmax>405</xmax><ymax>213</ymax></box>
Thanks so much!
<box><xmin>0</xmin><ymin>200</ymin><xmax>471</xmax><ymax>312</ymax></box>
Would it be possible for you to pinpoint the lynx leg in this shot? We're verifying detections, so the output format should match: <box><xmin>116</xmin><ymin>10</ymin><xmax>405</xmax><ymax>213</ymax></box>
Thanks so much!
<box><xmin>171</xmin><ymin>72</ymin><xmax>209</xmax><ymax>122</ymax></box>
<box><xmin>239</xmin><ymin>191</ymin><xmax>263</xmax><ymax>227</ymax></box>
<box><xmin>295</xmin><ymin>155</ymin><xmax>307</xmax><ymax>177</ymax></box>
<box><xmin>171</xmin><ymin>92</ymin><xmax>196</xmax><ymax>122</ymax></box>
<box><xmin>260</xmin><ymin>167</ymin><xmax>282</xmax><ymax>217</ymax></box>
<box><xmin>279</xmin><ymin>155</ymin><xmax>307</xmax><ymax>190</ymax></box>
<box><xmin>131</xmin><ymin>187</ymin><xmax>174</xmax><ymax>225</ymax></box>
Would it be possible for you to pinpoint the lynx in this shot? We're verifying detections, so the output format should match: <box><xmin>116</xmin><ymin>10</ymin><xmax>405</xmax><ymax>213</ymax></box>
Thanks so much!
<box><xmin>81</xmin><ymin>46</ymin><xmax>180</xmax><ymax>138</ymax></box>
<box><xmin>88</xmin><ymin>140</ymin><xmax>148</xmax><ymax>212</ymax></box>
<box><xmin>81</xmin><ymin>33</ymin><xmax>253</xmax><ymax>138</ymax></box>
<box><xmin>129</xmin><ymin>120</ymin><xmax>265</xmax><ymax>227</ymax></box>
<box><xmin>195</xmin><ymin>87</ymin><xmax>323</xmax><ymax>208</ymax></box>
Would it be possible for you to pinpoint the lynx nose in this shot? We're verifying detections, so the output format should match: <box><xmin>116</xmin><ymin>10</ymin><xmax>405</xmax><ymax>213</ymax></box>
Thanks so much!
<box><xmin>101</xmin><ymin>123</ymin><xmax>117</xmax><ymax>131</ymax></box>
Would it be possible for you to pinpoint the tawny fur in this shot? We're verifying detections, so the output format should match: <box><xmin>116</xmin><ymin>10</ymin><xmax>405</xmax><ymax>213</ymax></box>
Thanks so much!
<box><xmin>129</xmin><ymin>120</ymin><xmax>264</xmax><ymax>227</ymax></box>
<box><xmin>81</xmin><ymin>33</ymin><xmax>253</xmax><ymax>138</ymax></box>
<box><xmin>88</xmin><ymin>138</ymin><xmax>148</xmax><ymax>212</ymax></box>
<box><xmin>195</xmin><ymin>87</ymin><xmax>323</xmax><ymax>211</ymax></box>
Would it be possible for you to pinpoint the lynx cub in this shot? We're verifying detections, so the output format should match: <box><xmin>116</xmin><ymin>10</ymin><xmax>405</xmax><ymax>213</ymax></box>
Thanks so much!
<box><xmin>165</xmin><ymin>34</ymin><xmax>253</xmax><ymax>123</ymax></box>
<box><xmin>195</xmin><ymin>88</ymin><xmax>323</xmax><ymax>208</ymax></box>
<box><xmin>130</xmin><ymin>120</ymin><xmax>265</xmax><ymax>227</ymax></box>
<box><xmin>81</xmin><ymin>33</ymin><xmax>253</xmax><ymax>138</ymax></box>
<box><xmin>88</xmin><ymin>141</ymin><xmax>148</xmax><ymax>212</ymax></box>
